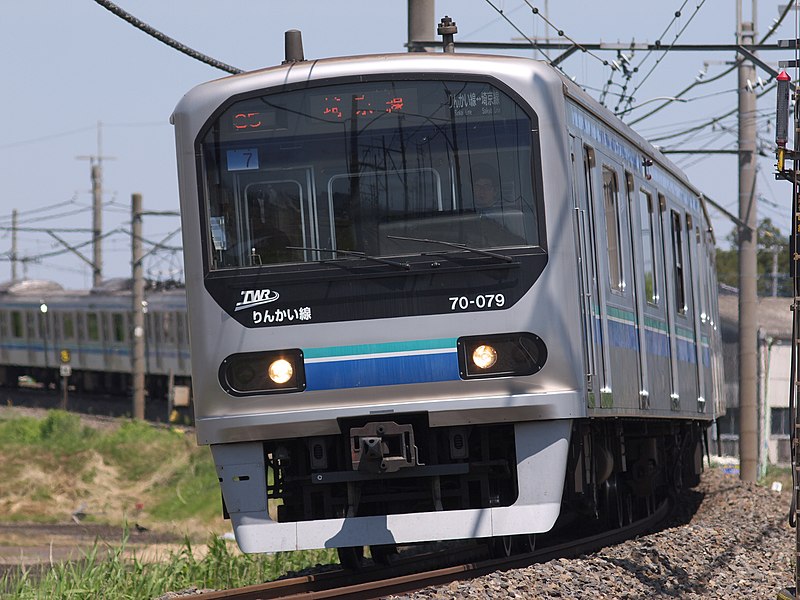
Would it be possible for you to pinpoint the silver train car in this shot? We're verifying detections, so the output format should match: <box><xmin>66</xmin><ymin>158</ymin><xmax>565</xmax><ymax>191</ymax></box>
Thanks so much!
<box><xmin>173</xmin><ymin>43</ymin><xmax>723</xmax><ymax>558</ymax></box>
<box><xmin>0</xmin><ymin>278</ymin><xmax>191</xmax><ymax>395</ymax></box>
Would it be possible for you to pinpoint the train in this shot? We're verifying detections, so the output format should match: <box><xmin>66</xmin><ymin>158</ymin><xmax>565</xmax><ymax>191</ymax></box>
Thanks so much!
<box><xmin>172</xmin><ymin>29</ymin><xmax>723</xmax><ymax>564</ymax></box>
<box><xmin>0</xmin><ymin>278</ymin><xmax>191</xmax><ymax>399</ymax></box>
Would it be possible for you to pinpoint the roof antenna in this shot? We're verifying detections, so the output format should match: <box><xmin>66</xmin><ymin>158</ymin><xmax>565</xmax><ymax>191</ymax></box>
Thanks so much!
<box><xmin>437</xmin><ymin>16</ymin><xmax>457</xmax><ymax>53</ymax></box>
<box><xmin>283</xmin><ymin>29</ymin><xmax>305</xmax><ymax>64</ymax></box>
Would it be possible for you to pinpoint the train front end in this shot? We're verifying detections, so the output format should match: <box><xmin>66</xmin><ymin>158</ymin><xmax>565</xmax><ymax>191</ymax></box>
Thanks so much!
<box><xmin>173</xmin><ymin>53</ymin><xmax>586</xmax><ymax>552</ymax></box>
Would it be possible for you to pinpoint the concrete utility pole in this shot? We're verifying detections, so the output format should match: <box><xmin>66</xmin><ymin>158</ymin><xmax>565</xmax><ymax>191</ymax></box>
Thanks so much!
<box><xmin>132</xmin><ymin>193</ymin><xmax>145</xmax><ymax>421</ymax></box>
<box><xmin>10</xmin><ymin>209</ymin><xmax>17</xmax><ymax>281</ymax></box>
<box><xmin>77</xmin><ymin>121</ymin><xmax>113</xmax><ymax>288</ymax></box>
<box><xmin>91</xmin><ymin>163</ymin><xmax>102</xmax><ymax>287</ymax></box>
<box><xmin>737</xmin><ymin>0</ymin><xmax>759</xmax><ymax>482</ymax></box>
<box><xmin>408</xmin><ymin>0</ymin><xmax>435</xmax><ymax>52</ymax></box>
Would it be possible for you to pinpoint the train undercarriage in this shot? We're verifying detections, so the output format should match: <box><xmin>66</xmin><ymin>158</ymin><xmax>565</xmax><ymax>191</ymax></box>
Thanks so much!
<box><xmin>243</xmin><ymin>415</ymin><xmax>705</xmax><ymax>565</ymax></box>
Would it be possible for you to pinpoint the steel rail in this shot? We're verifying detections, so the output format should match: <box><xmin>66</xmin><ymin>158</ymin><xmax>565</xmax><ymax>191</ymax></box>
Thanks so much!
<box><xmin>194</xmin><ymin>498</ymin><xmax>671</xmax><ymax>599</ymax></box>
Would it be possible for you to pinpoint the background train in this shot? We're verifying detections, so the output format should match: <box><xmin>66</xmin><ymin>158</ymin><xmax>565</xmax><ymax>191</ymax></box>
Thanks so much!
<box><xmin>0</xmin><ymin>278</ymin><xmax>191</xmax><ymax>401</ymax></box>
<box><xmin>173</xmin><ymin>31</ymin><xmax>723</xmax><ymax>563</ymax></box>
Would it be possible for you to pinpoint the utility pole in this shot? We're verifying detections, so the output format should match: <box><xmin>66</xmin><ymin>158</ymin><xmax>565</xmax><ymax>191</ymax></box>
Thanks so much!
<box><xmin>77</xmin><ymin>121</ymin><xmax>113</xmax><ymax>288</ymax></box>
<box><xmin>10</xmin><ymin>209</ymin><xmax>17</xmax><ymax>281</ymax></box>
<box><xmin>91</xmin><ymin>163</ymin><xmax>102</xmax><ymax>287</ymax></box>
<box><xmin>132</xmin><ymin>193</ymin><xmax>145</xmax><ymax>421</ymax></box>
<box><xmin>737</xmin><ymin>0</ymin><xmax>759</xmax><ymax>483</ymax></box>
<box><xmin>407</xmin><ymin>0</ymin><xmax>434</xmax><ymax>52</ymax></box>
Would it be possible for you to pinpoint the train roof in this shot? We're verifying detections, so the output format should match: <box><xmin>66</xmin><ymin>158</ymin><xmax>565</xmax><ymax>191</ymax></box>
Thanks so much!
<box><xmin>557</xmin><ymin>71</ymin><xmax>716</xmax><ymax>240</ymax></box>
<box><xmin>0</xmin><ymin>280</ymin><xmax>64</xmax><ymax>296</ymax></box>
<box><xmin>0</xmin><ymin>279</ymin><xmax>185</xmax><ymax>307</ymax></box>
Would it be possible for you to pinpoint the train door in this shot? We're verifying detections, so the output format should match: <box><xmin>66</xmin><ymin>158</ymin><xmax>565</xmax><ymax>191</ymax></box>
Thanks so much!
<box><xmin>570</xmin><ymin>138</ymin><xmax>608</xmax><ymax>407</ymax></box>
<box><xmin>658</xmin><ymin>201</ymin><xmax>689</xmax><ymax>411</ymax></box>
<box><xmin>624</xmin><ymin>173</ymin><xmax>649</xmax><ymax>409</ymax></box>
<box><xmin>636</xmin><ymin>189</ymin><xmax>672</xmax><ymax>412</ymax></box>
<box><xmin>594</xmin><ymin>150</ymin><xmax>640</xmax><ymax>410</ymax></box>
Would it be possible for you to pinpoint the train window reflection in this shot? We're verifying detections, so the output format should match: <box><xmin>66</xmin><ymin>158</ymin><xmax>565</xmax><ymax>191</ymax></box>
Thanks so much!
<box><xmin>671</xmin><ymin>210</ymin><xmax>687</xmax><ymax>315</ymax></box>
<box><xmin>87</xmin><ymin>313</ymin><xmax>100</xmax><ymax>341</ymax></box>
<box><xmin>639</xmin><ymin>190</ymin><xmax>658</xmax><ymax>305</ymax></box>
<box><xmin>112</xmin><ymin>313</ymin><xmax>125</xmax><ymax>342</ymax></box>
<box><xmin>62</xmin><ymin>313</ymin><xmax>75</xmax><ymax>340</ymax></box>
<box><xmin>200</xmin><ymin>79</ymin><xmax>540</xmax><ymax>270</ymax></box>
<box><xmin>602</xmin><ymin>167</ymin><xmax>624</xmax><ymax>292</ymax></box>
<box><xmin>11</xmin><ymin>311</ymin><xmax>23</xmax><ymax>338</ymax></box>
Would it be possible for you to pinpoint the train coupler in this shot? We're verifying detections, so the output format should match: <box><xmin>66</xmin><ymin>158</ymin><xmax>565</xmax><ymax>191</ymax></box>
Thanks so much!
<box><xmin>350</xmin><ymin>421</ymin><xmax>419</xmax><ymax>473</ymax></box>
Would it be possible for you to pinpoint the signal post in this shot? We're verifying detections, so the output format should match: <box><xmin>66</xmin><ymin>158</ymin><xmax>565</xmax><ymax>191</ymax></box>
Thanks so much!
<box><xmin>775</xmin><ymin>40</ymin><xmax>800</xmax><ymax>600</ymax></box>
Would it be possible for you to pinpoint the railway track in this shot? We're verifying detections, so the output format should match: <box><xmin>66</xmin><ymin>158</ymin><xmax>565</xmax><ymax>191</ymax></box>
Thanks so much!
<box><xmin>193</xmin><ymin>499</ymin><xmax>670</xmax><ymax>600</ymax></box>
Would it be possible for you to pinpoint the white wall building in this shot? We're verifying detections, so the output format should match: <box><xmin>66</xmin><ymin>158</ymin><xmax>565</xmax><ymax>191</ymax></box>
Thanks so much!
<box><xmin>717</xmin><ymin>291</ymin><xmax>793</xmax><ymax>468</ymax></box>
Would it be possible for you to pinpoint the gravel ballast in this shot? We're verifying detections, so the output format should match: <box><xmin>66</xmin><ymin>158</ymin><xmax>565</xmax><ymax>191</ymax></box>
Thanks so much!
<box><xmin>389</xmin><ymin>467</ymin><xmax>795</xmax><ymax>599</ymax></box>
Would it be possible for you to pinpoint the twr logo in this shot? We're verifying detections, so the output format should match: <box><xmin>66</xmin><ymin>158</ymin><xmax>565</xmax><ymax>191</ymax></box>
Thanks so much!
<box><xmin>234</xmin><ymin>288</ymin><xmax>280</xmax><ymax>311</ymax></box>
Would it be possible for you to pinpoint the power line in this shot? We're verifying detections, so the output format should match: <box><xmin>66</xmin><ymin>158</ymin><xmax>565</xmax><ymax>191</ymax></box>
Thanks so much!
<box><xmin>630</xmin><ymin>0</ymin><xmax>691</xmax><ymax>74</ymax></box>
<box><xmin>646</xmin><ymin>82</ymin><xmax>776</xmax><ymax>143</ymax></box>
<box><xmin>0</xmin><ymin>196</ymin><xmax>80</xmax><ymax>222</ymax></box>
<box><xmin>482</xmin><ymin>0</ymin><xmax>553</xmax><ymax>63</ymax></box>
<box><xmin>92</xmin><ymin>0</ymin><xmax>243</xmax><ymax>74</ymax></box>
<box><xmin>0</xmin><ymin>126</ymin><xmax>96</xmax><ymax>150</ymax></box>
<box><xmin>619</xmin><ymin>0</ymin><xmax>709</xmax><ymax>115</ymax></box>
<box><xmin>519</xmin><ymin>0</ymin><xmax>612</xmax><ymax>68</ymax></box>
<box><xmin>627</xmin><ymin>1</ymin><xmax>794</xmax><ymax>125</ymax></box>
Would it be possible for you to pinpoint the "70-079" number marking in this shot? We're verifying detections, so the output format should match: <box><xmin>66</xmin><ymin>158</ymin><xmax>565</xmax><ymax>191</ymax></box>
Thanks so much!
<box><xmin>449</xmin><ymin>293</ymin><xmax>506</xmax><ymax>311</ymax></box>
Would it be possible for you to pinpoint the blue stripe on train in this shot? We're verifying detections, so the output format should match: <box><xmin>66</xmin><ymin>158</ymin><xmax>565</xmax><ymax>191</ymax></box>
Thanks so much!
<box><xmin>305</xmin><ymin>352</ymin><xmax>460</xmax><ymax>391</ymax></box>
<box><xmin>599</xmin><ymin>317</ymin><xmax>703</xmax><ymax>365</ymax></box>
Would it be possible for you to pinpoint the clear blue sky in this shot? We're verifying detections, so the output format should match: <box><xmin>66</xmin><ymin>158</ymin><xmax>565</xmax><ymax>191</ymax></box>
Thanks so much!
<box><xmin>0</xmin><ymin>1</ymin><xmax>793</xmax><ymax>289</ymax></box>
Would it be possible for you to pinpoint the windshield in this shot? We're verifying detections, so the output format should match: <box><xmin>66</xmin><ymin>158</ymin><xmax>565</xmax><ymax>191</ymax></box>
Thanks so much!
<box><xmin>199</xmin><ymin>78</ymin><xmax>540</xmax><ymax>270</ymax></box>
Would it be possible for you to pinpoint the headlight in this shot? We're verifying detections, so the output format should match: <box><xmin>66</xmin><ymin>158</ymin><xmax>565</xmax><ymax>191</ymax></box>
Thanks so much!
<box><xmin>268</xmin><ymin>358</ymin><xmax>294</xmax><ymax>384</ymax></box>
<box><xmin>472</xmin><ymin>345</ymin><xmax>498</xmax><ymax>369</ymax></box>
<box><xmin>458</xmin><ymin>333</ymin><xmax>547</xmax><ymax>380</ymax></box>
<box><xmin>220</xmin><ymin>349</ymin><xmax>305</xmax><ymax>395</ymax></box>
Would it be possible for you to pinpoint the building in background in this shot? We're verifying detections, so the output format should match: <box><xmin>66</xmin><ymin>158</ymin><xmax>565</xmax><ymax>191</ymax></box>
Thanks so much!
<box><xmin>717</xmin><ymin>286</ymin><xmax>792</xmax><ymax>469</ymax></box>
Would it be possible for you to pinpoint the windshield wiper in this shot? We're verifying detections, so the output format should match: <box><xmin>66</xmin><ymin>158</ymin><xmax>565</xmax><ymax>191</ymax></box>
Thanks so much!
<box><xmin>386</xmin><ymin>235</ymin><xmax>514</xmax><ymax>263</ymax></box>
<box><xmin>286</xmin><ymin>246</ymin><xmax>411</xmax><ymax>270</ymax></box>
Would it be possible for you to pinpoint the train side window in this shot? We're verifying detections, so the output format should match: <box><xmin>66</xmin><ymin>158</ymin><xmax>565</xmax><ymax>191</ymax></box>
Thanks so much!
<box><xmin>26</xmin><ymin>312</ymin><xmax>36</xmax><ymax>339</ymax></box>
<box><xmin>62</xmin><ymin>313</ymin><xmax>75</xmax><ymax>340</ymax></box>
<box><xmin>602</xmin><ymin>166</ymin><xmax>624</xmax><ymax>292</ymax></box>
<box><xmin>38</xmin><ymin>311</ymin><xmax>47</xmax><ymax>339</ymax></box>
<box><xmin>640</xmin><ymin>190</ymin><xmax>658</xmax><ymax>305</ymax></box>
<box><xmin>112</xmin><ymin>313</ymin><xmax>126</xmax><ymax>342</ymax></box>
<box><xmin>695</xmin><ymin>226</ymin><xmax>709</xmax><ymax>323</ymax></box>
<box><xmin>87</xmin><ymin>313</ymin><xmax>100</xmax><ymax>341</ymax></box>
<box><xmin>0</xmin><ymin>312</ymin><xmax>6</xmax><ymax>339</ymax></box>
<box><xmin>76</xmin><ymin>313</ymin><xmax>85</xmax><ymax>342</ymax></box>
<box><xmin>11</xmin><ymin>311</ymin><xmax>23</xmax><ymax>338</ymax></box>
<box><xmin>176</xmin><ymin>312</ymin><xmax>186</xmax><ymax>345</ymax></box>
<box><xmin>670</xmin><ymin>210</ymin><xmax>687</xmax><ymax>314</ymax></box>
<box><xmin>164</xmin><ymin>313</ymin><xmax>176</xmax><ymax>344</ymax></box>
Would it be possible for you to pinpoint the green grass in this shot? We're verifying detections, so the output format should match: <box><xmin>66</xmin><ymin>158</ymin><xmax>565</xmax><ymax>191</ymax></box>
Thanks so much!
<box><xmin>0</xmin><ymin>410</ymin><xmax>221</xmax><ymax>525</ymax></box>
<box><xmin>0</xmin><ymin>410</ymin><xmax>340</xmax><ymax>597</ymax></box>
<box><xmin>760</xmin><ymin>464</ymin><xmax>792</xmax><ymax>491</ymax></box>
<box><xmin>0</xmin><ymin>532</ymin><xmax>338</xmax><ymax>599</ymax></box>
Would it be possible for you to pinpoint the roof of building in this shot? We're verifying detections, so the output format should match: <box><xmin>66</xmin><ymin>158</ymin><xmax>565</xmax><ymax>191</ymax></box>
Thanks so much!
<box><xmin>718</xmin><ymin>292</ymin><xmax>793</xmax><ymax>340</ymax></box>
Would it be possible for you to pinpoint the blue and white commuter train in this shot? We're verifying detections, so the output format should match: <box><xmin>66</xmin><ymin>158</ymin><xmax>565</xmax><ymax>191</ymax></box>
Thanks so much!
<box><xmin>0</xmin><ymin>278</ymin><xmax>191</xmax><ymax>396</ymax></box>
<box><xmin>172</xmin><ymin>34</ymin><xmax>723</xmax><ymax>562</ymax></box>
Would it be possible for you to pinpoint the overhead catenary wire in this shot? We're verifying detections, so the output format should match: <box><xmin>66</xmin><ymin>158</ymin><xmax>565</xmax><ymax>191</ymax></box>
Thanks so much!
<box><xmin>481</xmin><ymin>0</ymin><xmax>554</xmax><ymax>64</ymax></box>
<box><xmin>519</xmin><ymin>0</ymin><xmax>612</xmax><ymax>68</ymax></box>
<box><xmin>646</xmin><ymin>82</ymin><xmax>776</xmax><ymax>143</ymax></box>
<box><xmin>618</xmin><ymin>0</ymin><xmax>709</xmax><ymax>114</ymax></box>
<box><xmin>626</xmin><ymin>1</ymin><xmax>795</xmax><ymax>126</ymax></box>
<box><xmin>92</xmin><ymin>0</ymin><xmax>243</xmax><ymax>74</ymax></box>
